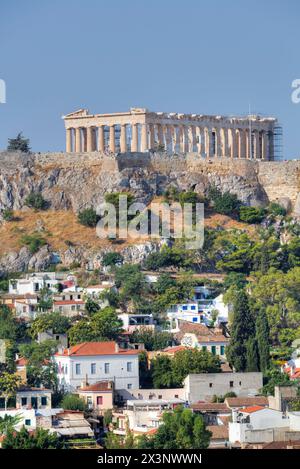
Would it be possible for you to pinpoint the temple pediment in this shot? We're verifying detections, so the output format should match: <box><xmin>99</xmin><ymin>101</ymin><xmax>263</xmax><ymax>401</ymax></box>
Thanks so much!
<box><xmin>64</xmin><ymin>109</ymin><xmax>89</xmax><ymax>118</ymax></box>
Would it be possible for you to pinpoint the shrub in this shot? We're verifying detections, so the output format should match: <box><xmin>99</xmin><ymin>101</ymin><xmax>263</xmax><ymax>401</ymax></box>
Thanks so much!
<box><xmin>2</xmin><ymin>209</ymin><xmax>14</xmax><ymax>221</ymax></box>
<box><xmin>78</xmin><ymin>208</ymin><xmax>99</xmax><ymax>227</ymax></box>
<box><xmin>239</xmin><ymin>206</ymin><xmax>265</xmax><ymax>224</ymax></box>
<box><xmin>268</xmin><ymin>202</ymin><xmax>287</xmax><ymax>217</ymax></box>
<box><xmin>208</xmin><ymin>187</ymin><xmax>240</xmax><ymax>215</ymax></box>
<box><xmin>20</xmin><ymin>233</ymin><xmax>46</xmax><ymax>253</ymax></box>
<box><xmin>61</xmin><ymin>394</ymin><xmax>87</xmax><ymax>411</ymax></box>
<box><xmin>102</xmin><ymin>252</ymin><xmax>123</xmax><ymax>267</ymax></box>
<box><xmin>25</xmin><ymin>192</ymin><xmax>47</xmax><ymax>210</ymax></box>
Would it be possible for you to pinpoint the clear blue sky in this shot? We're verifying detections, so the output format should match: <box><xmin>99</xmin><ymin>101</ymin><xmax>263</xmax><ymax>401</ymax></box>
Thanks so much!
<box><xmin>0</xmin><ymin>0</ymin><xmax>299</xmax><ymax>158</ymax></box>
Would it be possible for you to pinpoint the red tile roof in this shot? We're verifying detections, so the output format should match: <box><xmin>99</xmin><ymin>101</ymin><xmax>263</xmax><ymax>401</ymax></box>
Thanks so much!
<box><xmin>79</xmin><ymin>381</ymin><xmax>113</xmax><ymax>392</ymax></box>
<box><xmin>55</xmin><ymin>341</ymin><xmax>139</xmax><ymax>357</ymax></box>
<box><xmin>175</xmin><ymin>320</ymin><xmax>229</xmax><ymax>343</ymax></box>
<box><xmin>225</xmin><ymin>397</ymin><xmax>268</xmax><ymax>408</ymax></box>
<box><xmin>191</xmin><ymin>402</ymin><xmax>229</xmax><ymax>412</ymax></box>
<box><xmin>240</xmin><ymin>405</ymin><xmax>265</xmax><ymax>414</ymax></box>
<box><xmin>207</xmin><ymin>425</ymin><xmax>229</xmax><ymax>440</ymax></box>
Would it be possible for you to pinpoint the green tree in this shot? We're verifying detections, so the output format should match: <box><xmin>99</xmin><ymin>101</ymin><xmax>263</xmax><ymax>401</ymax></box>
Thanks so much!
<box><xmin>255</xmin><ymin>309</ymin><xmax>270</xmax><ymax>372</ymax></box>
<box><xmin>85</xmin><ymin>297</ymin><xmax>100</xmax><ymax>315</ymax></box>
<box><xmin>20</xmin><ymin>233</ymin><xmax>47</xmax><ymax>254</ymax></box>
<box><xmin>154</xmin><ymin>273</ymin><xmax>176</xmax><ymax>294</ymax></box>
<box><xmin>0</xmin><ymin>372</ymin><xmax>21</xmax><ymax>410</ymax></box>
<box><xmin>226</xmin><ymin>290</ymin><xmax>255</xmax><ymax>371</ymax></box>
<box><xmin>246</xmin><ymin>337</ymin><xmax>259</xmax><ymax>372</ymax></box>
<box><xmin>7</xmin><ymin>132</ymin><xmax>30</xmax><ymax>153</ymax></box>
<box><xmin>131</xmin><ymin>328</ymin><xmax>173</xmax><ymax>351</ymax></box>
<box><xmin>61</xmin><ymin>394</ymin><xmax>87</xmax><ymax>411</ymax></box>
<box><xmin>171</xmin><ymin>349</ymin><xmax>221</xmax><ymax>386</ymax></box>
<box><xmin>144</xmin><ymin>406</ymin><xmax>211</xmax><ymax>449</ymax></box>
<box><xmin>0</xmin><ymin>414</ymin><xmax>23</xmax><ymax>435</ymax></box>
<box><xmin>30</xmin><ymin>312</ymin><xmax>70</xmax><ymax>338</ymax></box>
<box><xmin>2</xmin><ymin>426</ymin><xmax>64</xmax><ymax>449</ymax></box>
<box><xmin>261</xmin><ymin>368</ymin><xmax>290</xmax><ymax>396</ymax></box>
<box><xmin>68</xmin><ymin>307</ymin><xmax>123</xmax><ymax>345</ymax></box>
<box><xmin>78</xmin><ymin>208</ymin><xmax>100</xmax><ymax>227</ymax></box>
<box><xmin>152</xmin><ymin>355</ymin><xmax>174</xmax><ymax>388</ymax></box>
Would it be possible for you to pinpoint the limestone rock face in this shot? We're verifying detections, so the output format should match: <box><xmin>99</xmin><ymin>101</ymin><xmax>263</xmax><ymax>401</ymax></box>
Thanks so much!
<box><xmin>0</xmin><ymin>151</ymin><xmax>299</xmax><ymax>273</ymax></box>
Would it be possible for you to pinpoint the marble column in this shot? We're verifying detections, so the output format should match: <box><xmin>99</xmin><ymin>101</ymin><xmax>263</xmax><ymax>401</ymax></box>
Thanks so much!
<box><xmin>229</xmin><ymin>128</ymin><xmax>237</xmax><ymax>158</ymax></box>
<box><xmin>262</xmin><ymin>131</ymin><xmax>268</xmax><ymax>160</ymax></box>
<box><xmin>131</xmin><ymin>123</ymin><xmax>138</xmax><ymax>151</ymax></box>
<box><xmin>120</xmin><ymin>124</ymin><xmax>127</xmax><ymax>152</ymax></box>
<box><xmin>188</xmin><ymin>126</ymin><xmax>196</xmax><ymax>152</ymax></box>
<box><xmin>109</xmin><ymin>125</ymin><xmax>116</xmax><ymax>152</ymax></box>
<box><xmin>254</xmin><ymin>130</ymin><xmax>260</xmax><ymax>159</ymax></box>
<box><xmin>199</xmin><ymin>127</ymin><xmax>205</xmax><ymax>155</ymax></box>
<box><xmin>205</xmin><ymin>128</ymin><xmax>212</xmax><ymax>157</ymax></box>
<box><xmin>181</xmin><ymin>126</ymin><xmax>189</xmax><ymax>152</ymax></box>
<box><xmin>157</xmin><ymin>124</ymin><xmax>164</xmax><ymax>148</ymax></box>
<box><xmin>237</xmin><ymin>129</ymin><xmax>246</xmax><ymax>159</ymax></box>
<box><xmin>141</xmin><ymin>124</ymin><xmax>148</xmax><ymax>152</ymax></box>
<box><xmin>222</xmin><ymin>128</ymin><xmax>229</xmax><ymax>157</ymax></box>
<box><xmin>215</xmin><ymin>128</ymin><xmax>222</xmax><ymax>157</ymax></box>
<box><xmin>98</xmin><ymin>125</ymin><xmax>105</xmax><ymax>152</ymax></box>
<box><xmin>75</xmin><ymin>127</ymin><xmax>81</xmax><ymax>152</ymax></box>
<box><xmin>82</xmin><ymin>128</ymin><xmax>87</xmax><ymax>152</ymax></box>
<box><xmin>148</xmin><ymin>124</ymin><xmax>155</xmax><ymax>150</ymax></box>
<box><xmin>66</xmin><ymin>128</ymin><xmax>72</xmax><ymax>152</ymax></box>
<box><xmin>87</xmin><ymin>126</ymin><xmax>94</xmax><ymax>152</ymax></box>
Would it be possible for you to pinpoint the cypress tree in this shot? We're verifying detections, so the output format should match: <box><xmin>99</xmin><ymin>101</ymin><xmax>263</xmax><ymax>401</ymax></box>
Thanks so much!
<box><xmin>246</xmin><ymin>337</ymin><xmax>260</xmax><ymax>371</ymax></box>
<box><xmin>226</xmin><ymin>290</ymin><xmax>255</xmax><ymax>371</ymax></box>
<box><xmin>255</xmin><ymin>309</ymin><xmax>270</xmax><ymax>372</ymax></box>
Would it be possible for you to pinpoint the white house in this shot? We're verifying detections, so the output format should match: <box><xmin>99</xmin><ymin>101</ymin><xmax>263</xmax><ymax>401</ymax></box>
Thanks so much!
<box><xmin>118</xmin><ymin>313</ymin><xmax>155</xmax><ymax>332</ymax></box>
<box><xmin>9</xmin><ymin>272</ymin><xmax>63</xmax><ymax>295</ymax></box>
<box><xmin>54</xmin><ymin>341</ymin><xmax>139</xmax><ymax>392</ymax></box>
<box><xmin>0</xmin><ymin>408</ymin><xmax>36</xmax><ymax>431</ymax></box>
<box><xmin>229</xmin><ymin>406</ymin><xmax>290</xmax><ymax>444</ymax></box>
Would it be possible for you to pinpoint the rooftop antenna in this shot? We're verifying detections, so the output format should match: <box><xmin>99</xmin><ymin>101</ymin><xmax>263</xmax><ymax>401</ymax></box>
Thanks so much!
<box><xmin>248</xmin><ymin>103</ymin><xmax>252</xmax><ymax>159</ymax></box>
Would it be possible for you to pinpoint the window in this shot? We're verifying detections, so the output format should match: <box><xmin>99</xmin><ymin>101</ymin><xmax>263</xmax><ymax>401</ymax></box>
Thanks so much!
<box><xmin>127</xmin><ymin>383</ymin><xmax>132</xmax><ymax>390</ymax></box>
<box><xmin>191</xmin><ymin>305</ymin><xmax>196</xmax><ymax>311</ymax></box>
<box><xmin>229</xmin><ymin>381</ymin><xmax>234</xmax><ymax>388</ymax></box>
<box><xmin>25</xmin><ymin>419</ymin><xmax>31</xmax><ymax>426</ymax></box>
<box><xmin>104</xmin><ymin>363</ymin><xmax>110</xmax><ymax>374</ymax></box>
<box><xmin>182</xmin><ymin>305</ymin><xmax>188</xmax><ymax>311</ymax></box>
<box><xmin>202</xmin><ymin>345</ymin><xmax>207</xmax><ymax>351</ymax></box>
<box><xmin>158</xmin><ymin>395</ymin><xmax>162</xmax><ymax>399</ymax></box>
<box><xmin>211</xmin><ymin>345</ymin><xmax>216</xmax><ymax>355</ymax></box>
<box><xmin>91</xmin><ymin>363</ymin><xmax>96</xmax><ymax>374</ymax></box>
<box><xmin>127</xmin><ymin>362</ymin><xmax>132</xmax><ymax>372</ymax></box>
<box><xmin>75</xmin><ymin>363</ymin><xmax>81</xmax><ymax>375</ymax></box>
<box><xmin>41</xmin><ymin>396</ymin><xmax>47</xmax><ymax>406</ymax></box>
<box><xmin>21</xmin><ymin>397</ymin><xmax>27</xmax><ymax>406</ymax></box>
<box><xmin>209</xmin><ymin>383</ymin><xmax>213</xmax><ymax>388</ymax></box>
<box><xmin>174</xmin><ymin>394</ymin><xmax>179</xmax><ymax>398</ymax></box>
<box><xmin>97</xmin><ymin>396</ymin><xmax>103</xmax><ymax>406</ymax></box>
<box><xmin>220</xmin><ymin>345</ymin><xmax>225</xmax><ymax>356</ymax></box>
<box><xmin>193</xmin><ymin>317</ymin><xmax>198</xmax><ymax>322</ymax></box>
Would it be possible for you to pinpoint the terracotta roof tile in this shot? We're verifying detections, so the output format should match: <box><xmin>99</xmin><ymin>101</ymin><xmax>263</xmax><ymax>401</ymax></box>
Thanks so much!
<box><xmin>79</xmin><ymin>381</ymin><xmax>113</xmax><ymax>392</ymax></box>
<box><xmin>55</xmin><ymin>341</ymin><xmax>139</xmax><ymax>357</ymax></box>
<box><xmin>207</xmin><ymin>425</ymin><xmax>229</xmax><ymax>440</ymax></box>
<box><xmin>225</xmin><ymin>397</ymin><xmax>268</xmax><ymax>408</ymax></box>
<box><xmin>175</xmin><ymin>320</ymin><xmax>229</xmax><ymax>343</ymax></box>
<box><xmin>191</xmin><ymin>402</ymin><xmax>229</xmax><ymax>412</ymax></box>
<box><xmin>240</xmin><ymin>405</ymin><xmax>265</xmax><ymax>414</ymax></box>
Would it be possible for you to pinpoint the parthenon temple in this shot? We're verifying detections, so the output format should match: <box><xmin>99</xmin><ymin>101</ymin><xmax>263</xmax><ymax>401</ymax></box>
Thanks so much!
<box><xmin>63</xmin><ymin>108</ymin><xmax>278</xmax><ymax>160</ymax></box>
